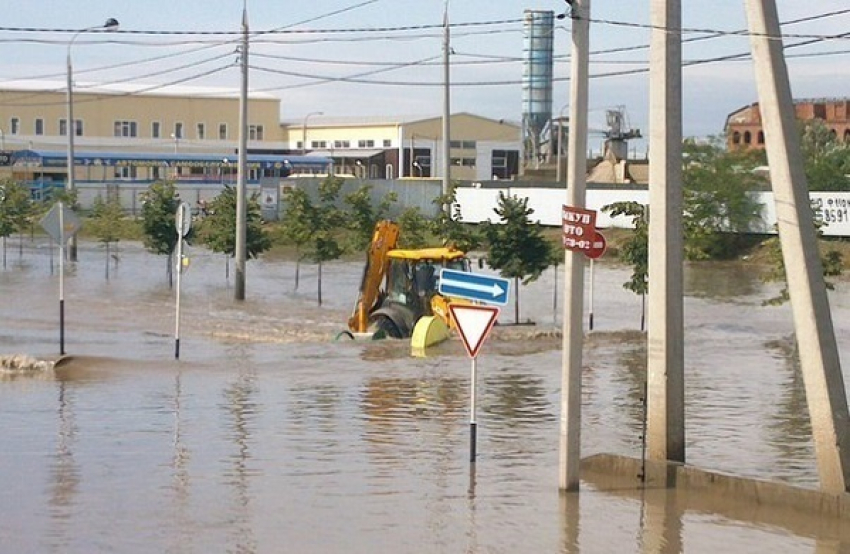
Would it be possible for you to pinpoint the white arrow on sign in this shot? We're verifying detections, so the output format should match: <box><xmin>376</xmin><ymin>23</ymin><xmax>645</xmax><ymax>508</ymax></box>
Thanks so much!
<box><xmin>441</xmin><ymin>274</ymin><xmax>505</xmax><ymax>299</ymax></box>
<box><xmin>449</xmin><ymin>304</ymin><xmax>500</xmax><ymax>359</ymax></box>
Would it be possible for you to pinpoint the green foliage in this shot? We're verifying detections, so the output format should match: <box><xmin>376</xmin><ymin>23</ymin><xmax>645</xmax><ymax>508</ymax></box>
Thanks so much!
<box><xmin>602</xmin><ymin>201</ymin><xmax>648</xmax><ymax>296</ymax></box>
<box><xmin>484</xmin><ymin>191</ymin><xmax>551</xmax><ymax>285</ymax></box>
<box><xmin>682</xmin><ymin>138</ymin><xmax>765</xmax><ymax>259</ymax></box>
<box><xmin>0</xmin><ymin>180</ymin><xmax>32</xmax><ymax>239</ymax></box>
<box><xmin>281</xmin><ymin>176</ymin><xmax>348</xmax><ymax>264</ymax></box>
<box><xmin>429</xmin><ymin>184</ymin><xmax>481</xmax><ymax>252</ymax></box>
<box><xmin>140</xmin><ymin>181</ymin><xmax>181</xmax><ymax>255</ymax></box>
<box><xmin>761</xmin><ymin>216</ymin><xmax>843</xmax><ymax>306</ymax></box>
<box><xmin>312</xmin><ymin>176</ymin><xmax>348</xmax><ymax>264</ymax></box>
<box><xmin>88</xmin><ymin>194</ymin><xmax>125</xmax><ymax>244</ymax></box>
<box><xmin>344</xmin><ymin>184</ymin><xmax>397</xmax><ymax>251</ymax></box>
<box><xmin>799</xmin><ymin>120</ymin><xmax>850</xmax><ymax>191</ymax></box>
<box><xmin>197</xmin><ymin>185</ymin><xmax>271</xmax><ymax>259</ymax></box>
<box><xmin>397</xmin><ymin>207</ymin><xmax>430</xmax><ymax>249</ymax></box>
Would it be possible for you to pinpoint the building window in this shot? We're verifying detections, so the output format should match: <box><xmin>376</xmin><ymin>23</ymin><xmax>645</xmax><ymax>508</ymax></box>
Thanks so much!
<box><xmin>219</xmin><ymin>123</ymin><xmax>228</xmax><ymax>140</ymax></box>
<box><xmin>174</xmin><ymin>122</ymin><xmax>184</xmax><ymax>139</ymax></box>
<box><xmin>10</xmin><ymin>118</ymin><xmax>20</xmax><ymax>135</ymax></box>
<box><xmin>296</xmin><ymin>141</ymin><xmax>303</xmax><ymax>150</ymax></box>
<box><xmin>59</xmin><ymin>119</ymin><xmax>68</xmax><ymax>137</ymax></box>
<box><xmin>844</xmin><ymin>129</ymin><xmax>850</xmax><ymax>142</ymax></box>
<box><xmin>732</xmin><ymin>131</ymin><xmax>741</xmax><ymax>144</ymax></box>
<box><xmin>115</xmin><ymin>166</ymin><xmax>137</xmax><ymax>179</ymax></box>
<box><xmin>462</xmin><ymin>140</ymin><xmax>476</xmax><ymax>149</ymax></box>
<box><xmin>358</xmin><ymin>139</ymin><xmax>374</xmax><ymax>148</ymax></box>
<box><xmin>383</xmin><ymin>139</ymin><xmax>392</xmax><ymax>147</ymax></box>
<box><xmin>334</xmin><ymin>140</ymin><xmax>350</xmax><ymax>149</ymax></box>
<box><xmin>311</xmin><ymin>140</ymin><xmax>327</xmax><ymax>149</ymax></box>
<box><xmin>249</xmin><ymin>125</ymin><xmax>264</xmax><ymax>141</ymax></box>
<box><xmin>197</xmin><ymin>123</ymin><xmax>206</xmax><ymax>140</ymax></box>
<box><xmin>450</xmin><ymin>140</ymin><xmax>461</xmax><ymax>148</ymax></box>
<box><xmin>152</xmin><ymin>121</ymin><xmax>161</xmax><ymax>138</ymax></box>
<box><xmin>114</xmin><ymin>120</ymin><xmax>138</xmax><ymax>138</ymax></box>
<box><xmin>35</xmin><ymin>118</ymin><xmax>44</xmax><ymax>135</ymax></box>
<box><xmin>757</xmin><ymin>131</ymin><xmax>765</xmax><ymax>144</ymax></box>
<box><xmin>743</xmin><ymin>131</ymin><xmax>751</xmax><ymax>144</ymax></box>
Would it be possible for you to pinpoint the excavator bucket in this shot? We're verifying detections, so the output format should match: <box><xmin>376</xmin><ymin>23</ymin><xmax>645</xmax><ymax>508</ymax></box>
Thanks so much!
<box><xmin>410</xmin><ymin>315</ymin><xmax>451</xmax><ymax>351</ymax></box>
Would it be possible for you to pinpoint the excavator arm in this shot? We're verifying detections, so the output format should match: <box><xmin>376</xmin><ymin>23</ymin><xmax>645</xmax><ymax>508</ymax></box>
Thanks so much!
<box><xmin>347</xmin><ymin>220</ymin><xmax>400</xmax><ymax>333</ymax></box>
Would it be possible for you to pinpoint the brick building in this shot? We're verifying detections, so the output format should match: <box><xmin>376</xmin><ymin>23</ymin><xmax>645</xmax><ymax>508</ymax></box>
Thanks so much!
<box><xmin>725</xmin><ymin>98</ymin><xmax>850</xmax><ymax>151</ymax></box>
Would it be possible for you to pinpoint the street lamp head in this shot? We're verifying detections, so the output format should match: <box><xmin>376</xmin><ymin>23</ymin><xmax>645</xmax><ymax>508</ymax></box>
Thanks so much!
<box><xmin>103</xmin><ymin>18</ymin><xmax>120</xmax><ymax>31</ymax></box>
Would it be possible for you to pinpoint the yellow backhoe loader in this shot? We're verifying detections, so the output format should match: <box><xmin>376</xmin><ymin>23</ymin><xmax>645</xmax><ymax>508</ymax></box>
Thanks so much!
<box><xmin>341</xmin><ymin>220</ymin><xmax>471</xmax><ymax>348</ymax></box>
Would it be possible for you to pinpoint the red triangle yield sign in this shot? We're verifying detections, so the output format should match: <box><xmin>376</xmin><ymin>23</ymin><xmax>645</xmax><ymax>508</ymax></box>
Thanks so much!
<box><xmin>449</xmin><ymin>304</ymin><xmax>500</xmax><ymax>359</ymax></box>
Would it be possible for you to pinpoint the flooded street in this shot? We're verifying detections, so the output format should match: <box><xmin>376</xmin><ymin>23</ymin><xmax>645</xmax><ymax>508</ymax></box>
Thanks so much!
<box><xmin>2</xmin><ymin>238</ymin><xmax>849</xmax><ymax>553</ymax></box>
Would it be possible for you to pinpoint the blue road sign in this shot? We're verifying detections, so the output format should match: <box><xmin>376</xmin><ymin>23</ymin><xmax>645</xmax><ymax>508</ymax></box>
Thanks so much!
<box><xmin>438</xmin><ymin>268</ymin><xmax>510</xmax><ymax>306</ymax></box>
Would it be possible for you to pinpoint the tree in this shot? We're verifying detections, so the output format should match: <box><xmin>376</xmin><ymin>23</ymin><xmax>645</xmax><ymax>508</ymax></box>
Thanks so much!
<box><xmin>88</xmin><ymin>194</ymin><xmax>125</xmax><ymax>279</ymax></box>
<box><xmin>280</xmin><ymin>186</ymin><xmax>314</xmax><ymax>291</ymax></box>
<box><xmin>344</xmin><ymin>184</ymin><xmax>397</xmax><ymax>251</ymax></box>
<box><xmin>484</xmin><ymin>191</ymin><xmax>552</xmax><ymax>324</ymax></box>
<box><xmin>682</xmin><ymin>138</ymin><xmax>765</xmax><ymax>260</ymax></box>
<box><xmin>799</xmin><ymin>120</ymin><xmax>850</xmax><ymax>192</ymax></box>
<box><xmin>140</xmin><ymin>181</ymin><xmax>181</xmax><ymax>286</ymax></box>
<box><xmin>0</xmin><ymin>180</ymin><xmax>32</xmax><ymax>269</ymax></box>
<box><xmin>281</xmin><ymin>176</ymin><xmax>348</xmax><ymax>305</ymax></box>
<box><xmin>602</xmin><ymin>201</ymin><xmax>648</xmax><ymax>330</ymax></box>
<box><xmin>429</xmin><ymin>185</ymin><xmax>481</xmax><ymax>252</ymax></box>
<box><xmin>197</xmin><ymin>185</ymin><xmax>271</xmax><ymax>265</ymax></box>
<box><xmin>760</xmin><ymin>216</ymin><xmax>843</xmax><ymax>306</ymax></box>
<box><xmin>397</xmin><ymin>206</ymin><xmax>430</xmax><ymax>249</ymax></box>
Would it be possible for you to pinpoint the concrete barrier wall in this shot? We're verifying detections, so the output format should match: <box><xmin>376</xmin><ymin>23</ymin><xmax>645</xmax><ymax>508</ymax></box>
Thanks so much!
<box><xmin>72</xmin><ymin>178</ymin><xmax>850</xmax><ymax>237</ymax></box>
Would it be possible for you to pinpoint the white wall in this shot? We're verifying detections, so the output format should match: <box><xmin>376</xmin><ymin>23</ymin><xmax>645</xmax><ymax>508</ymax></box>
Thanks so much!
<box><xmin>456</xmin><ymin>187</ymin><xmax>850</xmax><ymax>237</ymax></box>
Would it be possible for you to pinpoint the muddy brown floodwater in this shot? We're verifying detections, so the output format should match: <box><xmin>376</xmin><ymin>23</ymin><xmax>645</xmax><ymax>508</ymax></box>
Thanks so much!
<box><xmin>2</xmin><ymin>237</ymin><xmax>850</xmax><ymax>553</ymax></box>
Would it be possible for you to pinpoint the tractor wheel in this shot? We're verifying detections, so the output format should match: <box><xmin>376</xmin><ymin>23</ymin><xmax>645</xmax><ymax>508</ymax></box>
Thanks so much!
<box><xmin>372</xmin><ymin>315</ymin><xmax>403</xmax><ymax>339</ymax></box>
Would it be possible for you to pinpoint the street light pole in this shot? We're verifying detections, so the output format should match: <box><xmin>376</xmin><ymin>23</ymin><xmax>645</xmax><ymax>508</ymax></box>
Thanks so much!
<box><xmin>301</xmin><ymin>111</ymin><xmax>323</xmax><ymax>156</ymax></box>
<box><xmin>66</xmin><ymin>17</ymin><xmax>119</xmax><ymax>262</ymax></box>
<box><xmin>235</xmin><ymin>4</ymin><xmax>249</xmax><ymax>301</ymax></box>
<box><xmin>441</xmin><ymin>0</ymin><xmax>451</xmax><ymax>205</ymax></box>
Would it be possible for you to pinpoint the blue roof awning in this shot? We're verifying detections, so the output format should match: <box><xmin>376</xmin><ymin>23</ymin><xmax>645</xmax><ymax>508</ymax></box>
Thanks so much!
<box><xmin>11</xmin><ymin>149</ymin><xmax>332</xmax><ymax>170</ymax></box>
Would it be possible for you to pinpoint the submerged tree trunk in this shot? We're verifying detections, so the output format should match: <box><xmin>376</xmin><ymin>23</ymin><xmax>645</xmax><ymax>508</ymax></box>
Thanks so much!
<box><xmin>514</xmin><ymin>276</ymin><xmax>520</xmax><ymax>324</ymax></box>
<box><xmin>2</xmin><ymin>236</ymin><xmax>6</xmax><ymax>269</ymax></box>
<box><xmin>167</xmin><ymin>253</ymin><xmax>174</xmax><ymax>288</ymax></box>
<box><xmin>105</xmin><ymin>241</ymin><xmax>110</xmax><ymax>280</ymax></box>
<box><xmin>295</xmin><ymin>246</ymin><xmax>301</xmax><ymax>291</ymax></box>
<box><xmin>317</xmin><ymin>261</ymin><xmax>323</xmax><ymax>306</ymax></box>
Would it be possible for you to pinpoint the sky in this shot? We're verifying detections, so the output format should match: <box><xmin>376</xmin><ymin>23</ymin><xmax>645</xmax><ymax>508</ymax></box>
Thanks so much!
<box><xmin>0</xmin><ymin>1</ymin><xmax>847</xmax><ymax>153</ymax></box>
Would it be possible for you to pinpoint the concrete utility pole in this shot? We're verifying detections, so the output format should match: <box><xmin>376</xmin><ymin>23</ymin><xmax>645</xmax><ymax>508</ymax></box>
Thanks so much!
<box><xmin>745</xmin><ymin>0</ymin><xmax>850</xmax><ymax>493</ymax></box>
<box><xmin>234</xmin><ymin>4</ymin><xmax>249</xmax><ymax>301</ymax></box>
<box><xmin>559</xmin><ymin>0</ymin><xmax>590</xmax><ymax>492</ymax></box>
<box><xmin>646</xmin><ymin>0</ymin><xmax>685</xmax><ymax>463</ymax></box>
<box><xmin>441</xmin><ymin>0</ymin><xmax>451</xmax><ymax>203</ymax></box>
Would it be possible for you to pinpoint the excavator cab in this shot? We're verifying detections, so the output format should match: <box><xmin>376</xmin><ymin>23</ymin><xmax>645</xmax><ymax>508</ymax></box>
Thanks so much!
<box><xmin>344</xmin><ymin>220</ymin><xmax>471</xmax><ymax>346</ymax></box>
<box><xmin>371</xmin><ymin>249</ymin><xmax>469</xmax><ymax>338</ymax></box>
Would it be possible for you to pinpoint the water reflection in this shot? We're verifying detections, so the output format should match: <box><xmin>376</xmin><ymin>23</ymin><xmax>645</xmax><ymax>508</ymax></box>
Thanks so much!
<box><xmin>765</xmin><ymin>336</ymin><xmax>816</xmax><ymax>485</ymax></box>
<box><xmin>684</xmin><ymin>261</ymin><xmax>767</xmax><ymax>301</ymax></box>
<box><xmin>220</xmin><ymin>348</ymin><xmax>259</xmax><ymax>554</ymax></box>
<box><xmin>48</xmin><ymin>380</ymin><xmax>80</xmax><ymax>551</ymax></box>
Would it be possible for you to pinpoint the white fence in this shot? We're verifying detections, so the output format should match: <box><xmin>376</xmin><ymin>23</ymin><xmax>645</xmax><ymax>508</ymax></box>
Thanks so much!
<box><xmin>455</xmin><ymin>188</ymin><xmax>850</xmax><ymax>237</ymax></box>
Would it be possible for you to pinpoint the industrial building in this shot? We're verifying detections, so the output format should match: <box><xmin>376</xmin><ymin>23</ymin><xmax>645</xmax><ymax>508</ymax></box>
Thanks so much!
<box><xmin>725</xmin><ymin>98</ymin><xmax>850</xmax><ymax>151</ymax></box>
<box><xmin>0</xmin><ymin>80</ymin><xmax>522</xmax><ymax>186</ymax></box>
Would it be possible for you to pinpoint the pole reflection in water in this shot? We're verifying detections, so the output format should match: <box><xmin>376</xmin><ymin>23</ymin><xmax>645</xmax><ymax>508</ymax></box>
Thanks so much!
<box><xmin>559</xmin><ymin>492</ymin><xmax>580</xmax><ymax>554</ymax></box>
<box><xmin>169</xmin><ymin>368</ymin><xmax>191</xmax><ymax>553</ymax></box>
<box><xmin>49</xmin><ymin>380</ymin><xmax>80</xmax><ymax>551</ymax></box>
<box><xmin>222</xmin><ymin>347</ymin><xmax>258</xmax><ymax>554</ymax></box>
<box><xmin>637</xmin><ymin>489</ymin><xmax>683</xmax><ymax>554</ymax></box>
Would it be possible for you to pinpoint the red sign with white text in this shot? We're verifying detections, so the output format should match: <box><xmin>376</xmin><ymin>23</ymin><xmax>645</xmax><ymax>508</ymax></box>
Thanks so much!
<box><xmin>562</xmin><ymin>205</ymin><xmax>597</xmax><ymax>252</ymax></box>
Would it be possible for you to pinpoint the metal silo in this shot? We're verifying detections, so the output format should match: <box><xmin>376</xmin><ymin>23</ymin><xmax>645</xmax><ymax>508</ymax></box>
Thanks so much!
<box><xmin>522</xmin><ymin>9</ymin><xmax>554</xmax><ymax>169</ymax></box>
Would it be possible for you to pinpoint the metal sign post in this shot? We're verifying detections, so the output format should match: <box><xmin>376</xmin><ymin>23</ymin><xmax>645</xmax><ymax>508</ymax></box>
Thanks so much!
<box><xmin>449</xmin><ymin>303</ymin><xmax>500</xmax><ymax>464</ymax></box>
<box><xmin>174</xmin><ymin>201</ymin><xmax>191</xmax><ymax>359</ymax></box>
<box><xmin>40</xmin><ymin>202</ymin><xmax>81</xmax><ymax>355</ymax></box>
